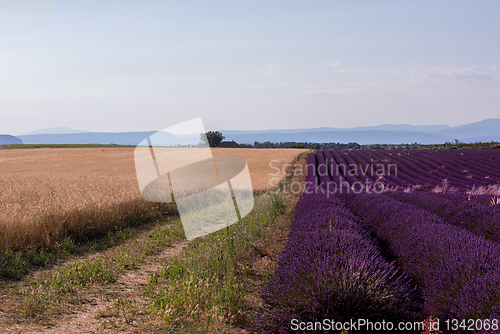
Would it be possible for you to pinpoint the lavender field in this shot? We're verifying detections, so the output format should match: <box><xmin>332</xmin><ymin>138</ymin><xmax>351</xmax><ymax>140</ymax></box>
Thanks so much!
<box><xmin>256</xmin><ymin>149</ymin><xmax>500</xmax><ymax>334</ymax></box>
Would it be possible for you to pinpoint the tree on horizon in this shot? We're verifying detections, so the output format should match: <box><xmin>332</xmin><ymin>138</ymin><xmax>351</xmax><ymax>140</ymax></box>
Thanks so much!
<box><xmin>200</xmin><ymin>131</ymin><xmax>225</xmax><ymax>147</ymax></box>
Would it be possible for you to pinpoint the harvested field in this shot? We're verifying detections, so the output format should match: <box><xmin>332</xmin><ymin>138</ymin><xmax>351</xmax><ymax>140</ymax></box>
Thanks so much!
<box><xmin>211</xmin><ymin>147</ymin><xmax>306</xmax><ymax>191</ymax></box>
<box><xmin>0</xmin><ymin>147</ymin><xmax>305</xmax><ymax>252</ymax></box>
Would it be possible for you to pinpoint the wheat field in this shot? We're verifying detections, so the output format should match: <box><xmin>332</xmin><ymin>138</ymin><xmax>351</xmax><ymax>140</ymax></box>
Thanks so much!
<box><xmin>0</xmin><ymin>147</ymin><xmax>305</xmax><ymax>251</ymax></box>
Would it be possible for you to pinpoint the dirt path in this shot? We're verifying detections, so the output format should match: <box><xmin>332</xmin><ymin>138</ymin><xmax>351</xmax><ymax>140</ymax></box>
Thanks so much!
<box><xmin>1</xmin><ymin>241</ymin><xmax>189</xmax><ymax>334</ymax></box>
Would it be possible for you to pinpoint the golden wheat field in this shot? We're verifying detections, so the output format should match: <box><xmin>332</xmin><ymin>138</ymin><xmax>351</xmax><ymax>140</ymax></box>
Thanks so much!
<box><xmin>0</xmin><ymin>147</ymin><xmax>306</xmax><ymax>251</ymax></box>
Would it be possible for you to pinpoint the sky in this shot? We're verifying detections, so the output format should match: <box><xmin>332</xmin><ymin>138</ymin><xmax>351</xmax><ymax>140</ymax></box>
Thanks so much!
<box><xmin>1</xmin><ymin>0</ymin><xmax>499</xmax><ymax>135</ymax></box>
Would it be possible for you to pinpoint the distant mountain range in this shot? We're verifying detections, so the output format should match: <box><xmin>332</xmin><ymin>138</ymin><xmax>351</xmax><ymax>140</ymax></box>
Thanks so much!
<box><xmin>18</xmin><ymin>131</ymin><xmax>157</xmax><ymax>146</ymax></box>
<box><xmin>0</xmin><ymin>134</ymin><xmax>23</xmax><ymax>145</ymax></box>
<box><xmin>9</xmin><ymin>119</ymin><xmax>500</xmax><ymax>146</ymax></box>
<box><xmin>222</xmin><ymin>119</ymin><xmax>500</xmax><ymax>145</ymax></box>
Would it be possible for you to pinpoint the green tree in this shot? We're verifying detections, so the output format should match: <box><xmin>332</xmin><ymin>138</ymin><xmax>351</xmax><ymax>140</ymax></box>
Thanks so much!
<box><xmin>200</xmin><ymin>131</ymin><xmax>225</xmax><ymax>147</ymax></box>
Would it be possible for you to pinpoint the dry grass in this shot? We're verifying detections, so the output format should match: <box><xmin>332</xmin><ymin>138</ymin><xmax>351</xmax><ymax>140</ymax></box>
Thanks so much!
<box><xmin>466</xmin><ymin>184</ymin><xmax>500</xmax><ymax>196</ymax></box>
<box><xmin>0</xmin><ymin>147</ymin><xmax>306</xmax><ymax>253</ymax></box>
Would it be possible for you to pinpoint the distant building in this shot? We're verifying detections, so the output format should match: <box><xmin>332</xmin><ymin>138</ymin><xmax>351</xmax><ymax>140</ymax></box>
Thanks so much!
<box><xmin>220</xmin><ymin>140</ymin><xmax>239</xmax><ymax>148</ymax></box>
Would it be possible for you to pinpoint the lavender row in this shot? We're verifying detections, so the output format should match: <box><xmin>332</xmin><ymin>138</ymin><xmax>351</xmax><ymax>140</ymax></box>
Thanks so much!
<box><xmin>421</xmin><ymin>150</ymin><xmax>500</xmax><ymax>181</ymax></box>
<box><xmin>341</xmin><ymin>193</ymin><xmax>500</xmax><ymax>330</ymax></box>
<box><xmin>404</xmin><ymin>151</ymin><xmax>495</xmax><ymax>187</ymax></box>
<box><xmin>416</xmin><ymin>149</ymin><xmax>500</xmax><ymax>180</ymax></box>
<box><xmin>371</xmin><ymin>151</ymin><xmax>483</xmax><ymax>190</ymax></box>
<box><xmin>305</xmin><ymin>152</ymin><xmax>318</xmax><ymax>188</ymax></box>
<box><xmin>348</xmin><ymin>150</ymin><xmax>423</xmax><ymax>189</ymax></box>
<box><xmin>363</xmin><ymin>150</ymin><xmax>454</xmax><ymax>188</ymax></box>
<box><xmin>384</xmin><ymin>149</ymin><xmax>500</xmax><ymax>187</ymax></box>
<box><xmin>360</xmin><ymin>149</ymin><xmax>499</xmax><ymax>189</ymax></box>
<box><xmin>345</xmin><ymin>150</ymin><xmax>402</xmax><ymax>189</ymax></box>
<box><xmin>254</xmin><ymin>192</ymin><xmax>421</xmax><ymax>333</ymax></box>
<box><xmin>383</xmin><ymin>191</ymin><xmax>500</xmax><ymax>243</ymax></box>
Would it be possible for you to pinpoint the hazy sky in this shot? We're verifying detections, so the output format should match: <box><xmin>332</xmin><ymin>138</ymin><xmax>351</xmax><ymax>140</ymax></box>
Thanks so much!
<box><xmin>1</xmin><ymin>0</ymin><xmax>499</xmax><ymax>135</ymax></box>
